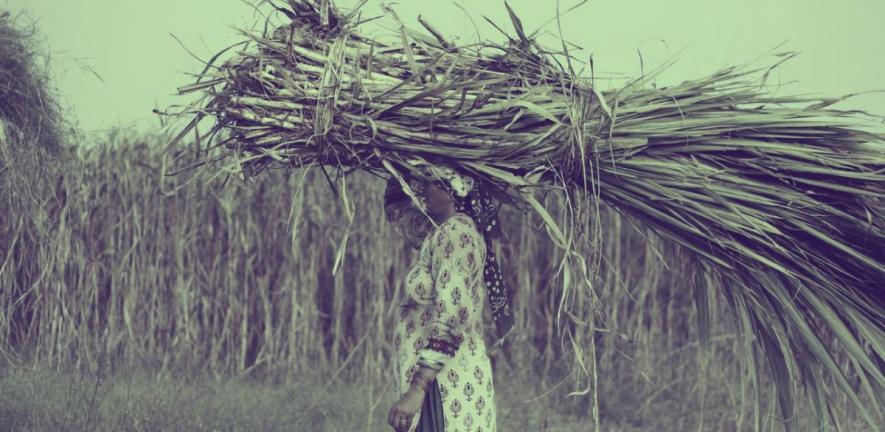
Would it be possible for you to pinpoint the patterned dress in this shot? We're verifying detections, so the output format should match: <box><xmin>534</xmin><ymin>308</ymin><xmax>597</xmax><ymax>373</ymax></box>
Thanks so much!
<box><xmin>393</xmin><ymin>212</ymin><xmax>497</xmax><ymax>432</ymax></box>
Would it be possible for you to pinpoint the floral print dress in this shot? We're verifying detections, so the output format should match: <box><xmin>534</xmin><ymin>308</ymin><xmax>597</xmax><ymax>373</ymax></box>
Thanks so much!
<box><xmin>393</xmin><ymin>212</ymin><xmax>497</xmax><ymax>432</ymax></box>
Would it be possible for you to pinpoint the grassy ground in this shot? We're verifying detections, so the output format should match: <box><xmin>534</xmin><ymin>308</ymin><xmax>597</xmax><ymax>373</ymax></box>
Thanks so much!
<box><xmin>0</xmin><ymin>365</ymin><xmax>592</xmax><ymax>432</ymax></box>
<box><xmin>0</xmin><ymin>362</ymin><xmax>874</xmax><ymax>432</ymax></box>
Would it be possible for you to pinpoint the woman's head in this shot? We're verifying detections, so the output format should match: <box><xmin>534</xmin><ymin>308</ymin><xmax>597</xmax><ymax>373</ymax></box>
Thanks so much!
<box><xmin>412</xmin><ymin>165</ymin><xmax>476</xmax><ymax>220</ymax></box>
<box><xmin>409</xmin><ymin>164</ymin><xmax>508</xmax><ymax>227</ymax></box>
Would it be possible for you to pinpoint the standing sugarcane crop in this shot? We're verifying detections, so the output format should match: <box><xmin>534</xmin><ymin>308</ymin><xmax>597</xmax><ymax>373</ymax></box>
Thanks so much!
<box><xmin>164</xmin><ymin>1</ymin><xmax>884</xmax><ymax>430</ymax></box>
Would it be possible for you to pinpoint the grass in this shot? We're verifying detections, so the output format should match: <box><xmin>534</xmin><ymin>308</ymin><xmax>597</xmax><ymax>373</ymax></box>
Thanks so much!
<box><xmin>0</xmin><ymin>363</ymin><xmax>595</xmax><ymax>431</ymax></box>
<box><xmin>0</xmin><ymin>356</ymin><xmax>874</xmax><ymax>432</ymax></box>
<box><xmin>0</xmin><ymin>364</ymin><xmax>341</xmax><ymax>431</ymax></box>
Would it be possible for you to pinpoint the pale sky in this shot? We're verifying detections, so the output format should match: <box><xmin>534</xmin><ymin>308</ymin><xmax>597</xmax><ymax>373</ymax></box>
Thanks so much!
<box><xmin>3</xmin><ymin>0</ymin><xmax>884</xmax><ymax>137</ymax></box>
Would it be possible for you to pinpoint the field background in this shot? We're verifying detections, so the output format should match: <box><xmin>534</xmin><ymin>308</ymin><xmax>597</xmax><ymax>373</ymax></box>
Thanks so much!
<box><xmin>1</xmin><ymin>0</ymin><xmax>882</xmax><ymax>428</ymax></box>
<box><xmin>0</xmin><ymin>134</ymin><xmax>875</xmax><ymax>431</ymax></box>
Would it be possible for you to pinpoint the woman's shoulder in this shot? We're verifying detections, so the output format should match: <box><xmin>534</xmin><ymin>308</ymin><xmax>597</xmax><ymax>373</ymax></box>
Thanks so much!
<box><xmin>443</xmin><ymin>212</ymin><xmax>479</xmax><ymax>233</ymax></box>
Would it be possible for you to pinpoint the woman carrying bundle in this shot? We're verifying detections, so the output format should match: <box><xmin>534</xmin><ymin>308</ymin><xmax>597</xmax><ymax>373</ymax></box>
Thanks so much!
<box><xmin>385</xmin><ymin>166</ymin><xmax>515</xmax><ymax>432</ymax></box>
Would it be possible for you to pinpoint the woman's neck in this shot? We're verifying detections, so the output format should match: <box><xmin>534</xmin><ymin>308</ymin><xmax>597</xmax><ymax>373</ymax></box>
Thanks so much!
<box><xmin>432</xmin><ymin>207</ymin><xmax>457</xmax><ymax>225</ymax></box>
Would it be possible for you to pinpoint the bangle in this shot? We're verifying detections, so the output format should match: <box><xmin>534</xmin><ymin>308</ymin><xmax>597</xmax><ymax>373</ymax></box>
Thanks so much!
<box><xmin>410</xmin><ymin>376</ymin><xmax>428</xmax><ymax>392</ymax></box>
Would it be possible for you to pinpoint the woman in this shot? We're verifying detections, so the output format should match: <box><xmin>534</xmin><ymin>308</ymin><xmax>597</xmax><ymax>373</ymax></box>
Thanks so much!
<box><xmin>384</xmin><ymin>165</ymin><xmax>515</xmax><ymax>432</ymax></box>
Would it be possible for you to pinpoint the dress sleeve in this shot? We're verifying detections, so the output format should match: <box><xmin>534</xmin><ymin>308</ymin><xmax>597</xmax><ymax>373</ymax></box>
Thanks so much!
<box><xmin>384</xmin><ymin>178</ymin><xmax>432</xmax><ymax>250</ymax></box>
<box><xmin>416</xmin><ymin>217</ymin><xmax>482</xmax><ymax>371</ymax></box>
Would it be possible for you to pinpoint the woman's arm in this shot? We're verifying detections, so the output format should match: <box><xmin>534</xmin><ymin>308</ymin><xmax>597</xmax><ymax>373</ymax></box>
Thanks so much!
<box><xmin>411</xmin><ymin>217</ymin><xmax>482</xmax><ymax>386</ymax></box>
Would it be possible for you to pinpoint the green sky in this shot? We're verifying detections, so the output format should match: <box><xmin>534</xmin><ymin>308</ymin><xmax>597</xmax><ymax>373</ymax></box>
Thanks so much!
<box><xmin>3</xmin><ymin>0</ymin><xmax>883</xmax><ymax>135</ymax></box>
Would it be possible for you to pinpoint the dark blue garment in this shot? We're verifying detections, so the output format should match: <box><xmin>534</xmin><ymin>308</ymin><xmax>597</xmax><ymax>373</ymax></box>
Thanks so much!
<box><xmin>416</xmin><ymin>379</ymin><xmax>445</xmax><ymax>431</ymax></box>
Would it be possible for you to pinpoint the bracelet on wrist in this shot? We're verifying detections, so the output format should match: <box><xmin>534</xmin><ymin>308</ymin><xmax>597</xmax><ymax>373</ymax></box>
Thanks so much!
<box><xmin>410</xmin><ymin>376</ymin><xmax>428</xmax><ymax>392</ymax></box>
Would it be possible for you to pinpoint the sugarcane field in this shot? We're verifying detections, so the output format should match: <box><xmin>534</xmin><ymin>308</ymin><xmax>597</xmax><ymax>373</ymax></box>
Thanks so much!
<box><xmin>1</xmin><ymin>1</ymin><xmax>884</xmax><ymax>431</ymax></box>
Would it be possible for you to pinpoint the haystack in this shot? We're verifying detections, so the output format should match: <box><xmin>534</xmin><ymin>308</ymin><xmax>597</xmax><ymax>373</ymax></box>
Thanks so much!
<box><xmin>0</xmin><ymin>12</ymin><xmax>63</xmax><ymax>151</ymax></box>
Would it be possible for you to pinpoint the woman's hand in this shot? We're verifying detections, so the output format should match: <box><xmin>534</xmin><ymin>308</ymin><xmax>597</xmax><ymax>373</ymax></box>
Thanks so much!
<box><xmin>388</xmin><ymin>386</ymin><xmax>425</xmax><ymax>431</ymax></box>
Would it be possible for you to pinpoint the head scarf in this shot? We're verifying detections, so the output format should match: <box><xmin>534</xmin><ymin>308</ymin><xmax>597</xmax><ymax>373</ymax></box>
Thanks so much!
<box><xmin>416</xmin><ymin>165</ymin><xmax>516</xmax><ymax>348</ymax></box>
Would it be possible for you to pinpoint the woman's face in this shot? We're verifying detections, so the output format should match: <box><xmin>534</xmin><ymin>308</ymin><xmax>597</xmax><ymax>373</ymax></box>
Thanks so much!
<box><xmin>420</xmin><ymin>180</ymin><xmax>453</xmax><ymax>217</ymax></box>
